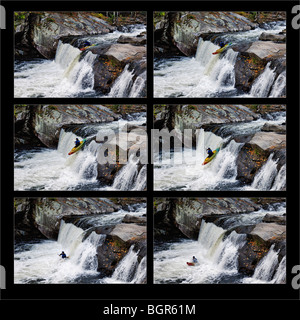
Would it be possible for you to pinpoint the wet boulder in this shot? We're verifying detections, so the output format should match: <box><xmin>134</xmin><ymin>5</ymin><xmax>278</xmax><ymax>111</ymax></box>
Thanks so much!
<box><xmin>96</xmin><ymin>223</ymin><xmax>146</xmax><ymax>277</ymax></box>
<box><xmin>92</xmin><ymin>43</ymin><xmax>146</xmax><ymax>95</ymax></box>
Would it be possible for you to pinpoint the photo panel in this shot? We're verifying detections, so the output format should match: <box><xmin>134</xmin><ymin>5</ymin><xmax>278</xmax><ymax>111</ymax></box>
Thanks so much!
<box><xmin>153</xmin><ymin>11</ymin><xmax>286</xmax><ymax>98</ymax></box>
<box><xmin>14</xmin><ymin>11</ymin><xmax>147</xmax><ymax>98</ymax></box>
<box><xmin>14</xmin><ymin>197</ymin><xmax>147</xmax><ymax>284</ymax></box>
<box><xmin>153</xmin><ymin>104</ymin><xmax>286</xmax><ymax>191</ymax></box>
<box><xmin>153</xmin><ymin>197</ymin><xmax>286</xmax><ymax>284</ymax></box>
<box><xmin>14</xmin><ymin>104</ymin><xmax>147</xmax><ymax>191</ymax></box>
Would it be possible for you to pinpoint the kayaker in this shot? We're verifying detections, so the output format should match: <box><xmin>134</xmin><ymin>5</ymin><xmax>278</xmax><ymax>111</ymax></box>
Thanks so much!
<box><xmin>59</xmin><ymin>251</ymin><xmax>67</xmax><ymax>259</ymax></box>
<box><xmin>206</xmin><ymin>147</ymin><xmax>214</xmax><ymax>158</ymax></box>
<box><xmin>219</xmin><ymin>40</ymin><xmax>225</xmax><ymax>48</ymax></box>
<box><xmin>74</xmin><ymin>138</ymin><xmax>81</xmax><ymax>148</ymax></box>
<box><xmin>80</xmin><ymin>40</ymin><xmax>91</xmax><ymax>49</ymax></box>
<box><xmin>192</xmin><ymin>256</ymin><xmax>198</xmax><ymax>264</ymax></box>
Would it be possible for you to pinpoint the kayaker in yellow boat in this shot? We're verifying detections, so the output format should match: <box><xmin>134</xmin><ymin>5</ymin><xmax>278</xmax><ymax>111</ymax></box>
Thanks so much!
<box><xmin>74</xmin><ymin>138</ymin><xmax>81</xmax><ymax>148</ymax></box>
<box><xmin>206</xmin><ymin>147</ymin><xmax>214</xmax><ymax>158</ymax></box>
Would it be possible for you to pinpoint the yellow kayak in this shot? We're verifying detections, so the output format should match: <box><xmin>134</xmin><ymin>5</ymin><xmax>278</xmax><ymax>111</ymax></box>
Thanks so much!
<box><xmin>68</xmin><ymin>139</ymin><xmax>86</xmax><ymax>155</ymax></box>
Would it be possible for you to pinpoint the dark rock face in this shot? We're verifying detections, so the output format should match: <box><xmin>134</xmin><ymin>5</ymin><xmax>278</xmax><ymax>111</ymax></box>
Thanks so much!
<box><xmin>96</xmin><ymin>223</ymin><xmax>147</xmax><ymax>277</ymax></box>
<box><xmin>154</xmin><ymin>11</ymin><xmax>257</xmax><ymax>57</ymax></box>
<box><xmin>234</xmin><ymin>52</ymin><xmax>267</xmax><ymax>93</ymax></box>
<box><xmin>15</xmin><ymin>12</ymin><xmax>115</xmax><ymax>59</ymax></box>
<box><xmin>14</xmin><ymin>105</ymin><xmax>119</xmax><ymax>148</ymax></box>
<box><xmin>236</xmin><ymin>143</ymin><xmax>269</xmax><ymax>184</ymax></box>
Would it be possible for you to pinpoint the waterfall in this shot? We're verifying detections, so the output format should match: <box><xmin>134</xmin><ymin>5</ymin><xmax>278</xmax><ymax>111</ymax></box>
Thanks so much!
<box><xmin>57</xmin><ymin>221</ymin><xmax>105</xmax><ymax>266</ymax></box>
<box><xmin>53</xmin><ymin>40</ymin><xmax>96</xmax><ymax>96</ymax></box>
<box><xmin>108</xmin><ymin>65</ymin><xmax>146</xmax><ymax>97</ymax></box>
<box><xmin>251</xmin><ymin>153</ymin><xmax>280</xmax><ymax>190</ymax></box>
<box><xmin>271</xmin><ymin>164</ymin><xmax>286</xmax><ymax>190</ymax></box>
<box><xmin>270</xmin><ymin>71</ymin><xmax>286</xmax><ymax>97</ymax></box>
<box><xmin>195</xmin><ymin>38</ymin><xmax>219</xmax><ymax>66</ymax></box>
<box><xmin>57</xmin><ymin>129</ymin><xmax>99</xmax><ymax>184</ymax></box>
<box><xmin>250</xmin><ymin>62</ymin><xmax>276</xmax><ymax>97</ymax></box>
<box><xmin>188</xmin><ymin>40</ymin><xmax>238</xmax><ymax>96</ymax></box>
<box><xmin>198</xmin><ymin>221</ymin><xmax>226</xmax><ymax>258</ymax></box>
<box><xmin>271</xmin><ymin>256</ymin><xmax>286</xmax><ymax>284</ymax></box>
<box><xmin>112</xmin><ymin>155</ymin><xmax>146</xmax><ymax>191</ymax></box>
<box><xmin>105</xmin><ymin>246</ymin><xmax>146</xmax><ymax>283</ymax></box>
<box><xmin>129</xmin><ymin>71</ymin><xmax>146</xmax><ymax>97</ymax></box>
<box><xmin>210</xmin><ymin>49</ymin><xmax>238</xmax><ymax>89</ymax></box>
<box><xmin>198</xmin><ymin>221</ymin><xmax>246</xmax><ymax>272</ymax></box>
<box><xmin>251</xmin><ymin>244</ymin><xmax>280</xmax><ymax>282</ymax></box>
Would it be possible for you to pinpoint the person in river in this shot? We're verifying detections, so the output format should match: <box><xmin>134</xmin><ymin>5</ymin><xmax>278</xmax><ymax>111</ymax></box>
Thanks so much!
<box><xmin>219</xmin><ymin>40</ymin><xmax>225</xmax><ymax>48</ymax></box>
<box><xmin>192</xmin><ymin>256</ymin><xmax>198</xmax><ymax>264</ymax></box>
<box><xmin>59</xmin><ymin>251</ymin><xmax>67</xmax><ymax>259</ymax></box>
<box><xmin>206</xmin><ymin>147</ymin><xmax>214</xmax><ymax>158</ymax></box>
<box><xmin>80</xmin><ymin>40</ymin><xmax>91</xmax><ymax>50</ymax></box>
<box><xmin>74</xmin><ymin>138</ymin><xmax>81</xmax><ymax>148</ymax></box>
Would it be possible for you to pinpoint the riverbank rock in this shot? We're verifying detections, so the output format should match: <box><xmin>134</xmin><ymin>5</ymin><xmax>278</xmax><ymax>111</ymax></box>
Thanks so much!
<box><xmin>154</xmin><ymin>198</ymin><xmax>261</xmax><ymax>240</ymax></box>
<box><xmin>92</xmin><ymin>43</ymin><xmax>146</xmax><ymax>95</ymax></box>
<box><xmin>154</xmin><ymin>104</ymin><xmax>259</xmax><ymax>131</ymax></box>
<box><xmin>154</xmin><ymin>11</ymin><xmax>257</xmax><ymax>57</ymax></box>
<box><xmin>246</xmin><ymin>41</ymin><xmax>286</xmax><ymax>59</ymax></box>
<box><xmin>236</xmin><ymin>131</ymin><xmax>286</xmax><ymax>185</ymax></box>
<box><xmin>15</xmin><ymin>12</ymin><xmax>115</xmax><ymax>59</ymax></box>
<box><xmin>96</xmin><ymin>124</ymin><xmax>147</xmax><ymax>186</ymax></box>
<box><xmin>14</xmin><ymin>105</ymin><xmax>119</xmax><ymax>148</ymax></box>
<box><xmin>259</xmin><ymin>32</ymin><xmax>286</xmax><ymax>42</ymax></box>
<box><xmin>14</xmin><ymin>198</ymin><xmax>121</xmax><ymax>240</ymax></box>
<box><xmin>96</xmin><ymin>223</ymin><xmax>146</xmax><ymax>277</ymax></box>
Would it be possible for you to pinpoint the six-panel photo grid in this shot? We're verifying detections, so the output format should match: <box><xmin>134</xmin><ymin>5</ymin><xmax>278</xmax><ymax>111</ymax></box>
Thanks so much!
<box><xmin>1</xmin><ymin>0</ymin><xmax>300</xmax><ymax>306</ymax></box>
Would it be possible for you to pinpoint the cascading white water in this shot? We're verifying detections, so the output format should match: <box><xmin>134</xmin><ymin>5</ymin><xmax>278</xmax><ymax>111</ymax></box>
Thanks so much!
<box><xmin>129</xmin><ymin>70</ymin><xmax>147</xmax><ymax>97</ymax></box>
<box><xmin>243</xmin><ymin>244</ymin><xmax>286</xmax><ymax>284</ymax></box>
<box><xmin>154</xmin><ymin>221</ymin><xmax>246</xmax><ymax>284</ymax></box>
<box><xmin>249</xmin><ymin>62</ymin><xmax>276</xmax><ymax>97</ymax></box>
<box><xmin>198</xmin><ymin>221</ymin><xmax>246</xmax><ymax>271</ymax></box>
<box><xmin>14</xmin><ymin>41</ymin><xmax>97</xmax><ymax>98</ymax></box>
<box><xmin>112</xmin><ymin>155</ymin><xmax>146</xmax><ymax>191</ymax></box>
<box><xmin>154</xmin><ymin>39</ymin><xmax>239</xmax><ymax>98</ymax></box>
<box><xmin>108</xmin><ymin>66</ymin><xmax>146</xmax><ymax>98</ymax></box>
<box><xmin>154</xmin><ymin>129</ymin><xmax>243</xmax><ymax>191</ymax></box>
<box><xmin>104</xmin><ymin>246</ymin><xmax>145</xmax><ymax>284</ymax></box>
<box><xmin>252</xmin><ymin>244</ymin><xmax>279</xmax><ymax>282</ymax></box>
<box><xmin>14</xmin><ymin>220</ymin><xmax>104</xmax><ymax>284</ymax></box>
<box><xmin>251</xmin><ymin>153</ymin><xmax>282</xmax><ymax>190</ymax></box>
<box><xmin>271</xmin><ymin>164</ymin><xmax>286</xmax><ymax>190</ymax></box>
<box><xmin>270</xmin><ymin>71</ymin><xmax>286</xmax><ymax>97</ymax></box>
